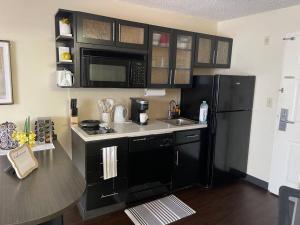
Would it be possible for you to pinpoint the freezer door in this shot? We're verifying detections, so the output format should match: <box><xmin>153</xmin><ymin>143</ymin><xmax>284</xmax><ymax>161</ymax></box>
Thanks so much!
<box><xmin>214</xmin><ymin>75</ymin><xmax>255</xmax><ymax>112</ymax></box>
<box><xmin>212</xmin><ymin>111</ymin><xmax>252</xmax><ymax>185</ymax></box>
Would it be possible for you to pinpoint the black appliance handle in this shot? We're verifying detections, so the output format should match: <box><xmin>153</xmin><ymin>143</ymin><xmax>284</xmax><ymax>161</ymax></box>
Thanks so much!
<box><xmin>132</xmin><ymin>137</ymin><xmax>147</xmax><ymax>142</ymax></box>
<box><xmin>211</xmin><ymin>113</ymin><xmax>217</xmax><ymax>134</ymax></box>
<box><xmin>81</xmin><ymin>55</ymin><xmax>90</xmax><ymax>87</ymax></box>
<box><xmin>185</xmin><ymin>134</ymin><xmax>200</xmax><ymax>139</ymax></box>
<box><xmin>129</xmin><ymin>61</ymin><xmax>133</xmax><ymax>86</ymax></box>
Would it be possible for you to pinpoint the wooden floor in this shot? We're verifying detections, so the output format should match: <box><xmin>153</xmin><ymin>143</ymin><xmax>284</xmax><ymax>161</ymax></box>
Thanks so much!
<box><xmin>64</xmin><ymin>181</ymin><xmax>278</xmax><ymax>225</ymax></box>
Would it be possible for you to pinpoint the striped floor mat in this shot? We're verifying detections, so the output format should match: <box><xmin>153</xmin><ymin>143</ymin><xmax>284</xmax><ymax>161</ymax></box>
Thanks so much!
<box><xmin>125</xmin><ymin>195</ymin><xmax>196</xmax><ymax>225</ymax></box>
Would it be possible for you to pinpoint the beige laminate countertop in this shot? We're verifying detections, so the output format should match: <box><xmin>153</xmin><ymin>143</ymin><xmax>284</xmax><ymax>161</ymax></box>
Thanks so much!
<box><xmin>71</xmin><ymin>119</ymin><xmax>207</xmax><ymax>142</ymax></box>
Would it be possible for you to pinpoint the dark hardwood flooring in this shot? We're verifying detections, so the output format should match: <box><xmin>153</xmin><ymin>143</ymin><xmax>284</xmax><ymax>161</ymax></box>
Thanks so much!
<box><xmin>63</xmin><ymin>181</ymin><xmax>278</xmax><ymax>225</ymax></box>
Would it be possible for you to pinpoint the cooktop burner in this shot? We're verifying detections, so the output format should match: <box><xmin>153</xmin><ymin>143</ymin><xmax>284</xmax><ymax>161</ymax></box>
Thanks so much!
<box><xmin>81</xmin><ymin>127</ymin><xmax>115</xmax><ymax>135</ymax></box>
<box><xmin>79</xmin><ymin>120</ymin><xmax>115</xmax><ymax>135</ymax></box>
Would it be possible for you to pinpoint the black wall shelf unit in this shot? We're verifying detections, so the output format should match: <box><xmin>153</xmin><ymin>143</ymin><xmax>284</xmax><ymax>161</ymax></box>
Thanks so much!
<box><xmin>55</xmin><ymin>9</ymin><xmax>233</xmax><ymax>88</ymax></box>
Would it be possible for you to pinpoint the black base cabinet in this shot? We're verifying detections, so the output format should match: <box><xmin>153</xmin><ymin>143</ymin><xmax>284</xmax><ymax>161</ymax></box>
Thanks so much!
<box><xmin>72</xmin><ymin>128</ymin><xmax>207</xmax><ymax>218</ymax></box>
<box><xmin>172</xmin><ymin>129</ymin><xmax>202</xmax><ymax>190</ymax></box>
<box><xmin>72</xmin><ymin>131</ymin><xmax>128</xmax><ymax>213</ymax></box>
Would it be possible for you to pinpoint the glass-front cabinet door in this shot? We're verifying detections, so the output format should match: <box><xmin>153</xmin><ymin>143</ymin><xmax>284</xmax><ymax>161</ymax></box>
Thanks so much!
<box><xmin>148</xmin><ymin>27</ymin><xmax>173</xmax><ymax>88</ymax></box>
<box><xmin>194</xmin><ymin>34</ymin><xmax>215</xmax><ymax>67</ymax></box>
<box><xmin>173</xmin><ymin>31</ymin><xmax>194</xmax><ymax>88</ymax></box>
<box><xmin>116</xmin><ymin>20</ymin><xmax>148</xmax><ymax>50</ymax></box>
<box><xmin>77</xmin><ymin>13</ymin><xmax>115</xmax><ymax>45</ymax></box>
<box><xmin>214</xmin><ymin>37</ymin><xmax>233</xmax><ymax>68</ymax></box>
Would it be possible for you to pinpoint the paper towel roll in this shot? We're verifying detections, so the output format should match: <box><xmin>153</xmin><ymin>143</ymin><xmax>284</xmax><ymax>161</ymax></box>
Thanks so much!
<box><xmin>144</xmin><ymin>89</ymin><xmax>166</xmax><ymax>97</ymax></box>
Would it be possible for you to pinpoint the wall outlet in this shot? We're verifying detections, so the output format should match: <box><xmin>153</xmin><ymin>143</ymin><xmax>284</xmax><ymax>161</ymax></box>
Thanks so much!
<box><xmin>266</xmin><ymin>97</ymin><xmax>273</xmax><ymax>108</ymax></box>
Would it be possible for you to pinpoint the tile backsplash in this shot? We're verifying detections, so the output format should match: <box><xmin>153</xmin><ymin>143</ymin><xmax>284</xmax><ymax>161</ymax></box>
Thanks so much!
<box><xmin>69</xmin><ymin>88</ymin><xmax>181</xmax><ymax>121</ymax></box>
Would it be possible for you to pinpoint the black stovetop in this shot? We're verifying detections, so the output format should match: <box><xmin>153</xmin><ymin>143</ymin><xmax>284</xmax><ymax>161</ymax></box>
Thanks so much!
<box><xmin>80</xmin><ymin>125</ymin><xmax>115</xmax><ymax>135</ymax></box>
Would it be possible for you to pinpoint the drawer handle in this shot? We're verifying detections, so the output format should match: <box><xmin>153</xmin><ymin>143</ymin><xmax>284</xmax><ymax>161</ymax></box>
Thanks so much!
<box><xmin>185</xmin><ymin>134</ymin><xmax>199</xmax><ymax>138</ymax></box>
<box><xmin>159</xmin><ymin>144</ymin><xmax>171</xmax><ymax>147</ymax></box>
<box><xmin>133</xmin><ymin>138</ymin><xmax>147</xmax><ymax>142</ymax></box>
<box><xmin>101</xmin><ymin>192</ymin><xmax>118</xmax><ymax>199</ymax></box>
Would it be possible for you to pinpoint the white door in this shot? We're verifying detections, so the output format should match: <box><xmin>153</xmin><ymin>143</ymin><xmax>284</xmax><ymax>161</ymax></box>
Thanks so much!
<box><xmin>269</xmin><ymin>33</ymin><xmax>300</xmax><ymax>195</ymax></box>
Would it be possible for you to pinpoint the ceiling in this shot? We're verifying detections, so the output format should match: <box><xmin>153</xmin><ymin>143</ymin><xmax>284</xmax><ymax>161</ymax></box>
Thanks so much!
<box><xmin>120</xmin><ymin>0</ymin><xmax>300</xmax><ymax>21</ymax></box>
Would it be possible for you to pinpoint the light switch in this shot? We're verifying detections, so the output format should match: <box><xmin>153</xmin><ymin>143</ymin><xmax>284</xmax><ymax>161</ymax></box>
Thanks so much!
<box><xmin>264</xmin><ymin>36</ymin><xmax>270</xmax><ymax>46</ymax></box>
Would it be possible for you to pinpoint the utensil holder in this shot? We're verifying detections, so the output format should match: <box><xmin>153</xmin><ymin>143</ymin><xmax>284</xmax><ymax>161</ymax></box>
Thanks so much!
<box><xmin>102</xmin><ymin>112</ymin><xmax>111</xmax><ymax>124</ymax></box>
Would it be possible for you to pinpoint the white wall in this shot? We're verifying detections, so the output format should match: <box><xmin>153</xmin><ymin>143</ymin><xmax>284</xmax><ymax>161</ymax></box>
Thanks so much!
<box><xmin>217</xmin><ymin>5</ymin><xmax>300</xmax><ymax>182</ymax></box>
<box><xmin>0</xmin><ymin>0</ymin><xmax>217</xmax><ymax>155</ymax></box>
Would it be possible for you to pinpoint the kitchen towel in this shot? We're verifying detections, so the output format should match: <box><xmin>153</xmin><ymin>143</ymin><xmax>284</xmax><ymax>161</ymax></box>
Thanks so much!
<box><xmin>102</xmin><ymin>146</ymin><xmax>118</xmax><ymax>180</ymax></box>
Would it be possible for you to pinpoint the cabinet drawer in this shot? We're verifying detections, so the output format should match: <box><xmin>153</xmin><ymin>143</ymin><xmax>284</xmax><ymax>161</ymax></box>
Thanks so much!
<box><xmin>86</xmin><ymin>156</ymin><xmax>128</xmax><ymax>184</ymax></box>
<box><xmin>86</xmin><ymin>178</ymin><xmax>128</xmax><ymax>210</ymax></box>
<box><xmin>86</xmin><ymin>180</ymin><xmax>117</xmax><ymax>210</ymax></box>
<box><xmin>175</xmin><ymin>129</ymin><xmax>201</xmax><ymax>145</ymax></box>
<box><xmin>86</xmin><ymin>138</ymin><xmax>128</xmax><ymax>156</ymax></box>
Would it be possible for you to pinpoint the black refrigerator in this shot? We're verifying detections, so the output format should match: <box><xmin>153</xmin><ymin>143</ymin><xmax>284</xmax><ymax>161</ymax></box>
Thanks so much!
<box><xmin>181</xmin><ymin>75</ymin><xmax>256</xmax><ymax>187</ymax></box>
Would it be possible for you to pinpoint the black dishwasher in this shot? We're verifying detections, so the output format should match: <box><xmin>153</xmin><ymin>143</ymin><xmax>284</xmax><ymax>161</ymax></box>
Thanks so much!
<box><xmin>128</xmin><ymin>133</ymin><xmax>174</xmax><ymax>202</ymax></box>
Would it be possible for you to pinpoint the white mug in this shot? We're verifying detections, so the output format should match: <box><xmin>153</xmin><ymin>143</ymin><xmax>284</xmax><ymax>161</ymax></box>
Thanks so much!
<box><xmin>57</xmin><ymin>70</ymin><xmax>73</xmax><ymax>87</ymax></box>
<box><xmin>139</xmin><ymin>113</ymin><xmax>148</xmax><ymax>124</ymax></box>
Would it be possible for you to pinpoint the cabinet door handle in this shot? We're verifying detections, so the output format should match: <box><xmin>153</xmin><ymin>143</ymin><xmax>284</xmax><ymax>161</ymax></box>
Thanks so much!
<box><xmin>133</xmin><ymin>137</ymin><xmax>147</xmax><ymax>142</ymax></box>
<box><xmin>169</xmin><ymin>69</ymin><xmax>173</xmax><ymax>85</ymax></box>
<box><xmin>186</xmin><ymin>134</ymin><xmax>199</xmax><ymax>138</ymax></box>
<box><xmin>212</xmin><ymin>49</ymin><xmax>216</xmax><ymax>64</ymax></box>
<box><xmin>160</xmin><ymin>144</ymin><xmax>171</xmax><ymax>147</ymax></box>
<box><xmin>176</xmin><ymin>150</ymin><xmax>179</xmax><ymax>166</ymax></box>
<box><xmin>118</xmin><ymin>24</ymin><xmax>121</xmax><ymax>42</ymax></box>
<box><xmin>101</xmin><ymin>192</ymin><xmax>118</xmax><ymax>199</ymax></box>
<box><xmin>112</xmin><ymin>22</ymin><xmax>115</xmax><ymax>42</ymax></box>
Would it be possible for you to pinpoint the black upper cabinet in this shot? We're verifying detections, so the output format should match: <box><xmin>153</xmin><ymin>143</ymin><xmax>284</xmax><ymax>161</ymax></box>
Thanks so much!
<box><xmin>214</xmin><ymin>36</ymin><xmax>233</xmax><ymax>68</ymax></box>
<box><xmin>116</xmin><ymin>20</ymin><xmax>148</xmax><ymax>50</ymax></box>
<box><xmin>148</xmin><ymin>27</ymin><xmax>194</xmax><ymax>88</ymax></box>
<box><xmin>172</xmin><ymin>30</ymin><xmax>195</xmax><ymax>88</ymax></box>
<box><xmin>77</xmin><ymin>12</ymin><xmax>115</xmax><ymax>46</ymax></box>
<box><xmin>194</xmin><ymin>34</ymin><xmax>215</xmax><ymax>68</ymax></box>
<box><xmin>195</xmin><ymin>33</ymin><xmax>232</xmax><ymax>68</ymax></box>
<box><xmin>148</xmin><ymin>26</ymin><xmax>173</xmax><ymax>88</ymax></box>
<box><xmin>76</xmin><ymin>12</ymin><xmax>148</xmax><ymax>50</ymax></box>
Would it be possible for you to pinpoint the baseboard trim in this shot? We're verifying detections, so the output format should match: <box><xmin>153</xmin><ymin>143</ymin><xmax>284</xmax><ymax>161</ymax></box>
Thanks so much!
<box><xmin>244</xmin><ymin>174</ymin><xmax>269</xmax><ymax>190</ymax></box>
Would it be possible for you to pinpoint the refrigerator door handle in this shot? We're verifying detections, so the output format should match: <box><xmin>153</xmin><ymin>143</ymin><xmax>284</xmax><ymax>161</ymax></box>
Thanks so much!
<box><xmin>211</xmin><ymin>113</ymin><xmax>217</xmax><ymax>134</ymax></box>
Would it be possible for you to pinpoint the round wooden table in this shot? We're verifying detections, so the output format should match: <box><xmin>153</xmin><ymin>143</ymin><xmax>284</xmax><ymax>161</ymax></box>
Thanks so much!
<box><xmin>0</xmin><ymin>141</ymin><xmax>85</xmax><ymax>225</ymax></box>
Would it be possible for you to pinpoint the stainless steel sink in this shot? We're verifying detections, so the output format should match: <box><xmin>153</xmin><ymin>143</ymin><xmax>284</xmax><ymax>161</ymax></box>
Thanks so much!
<box><xmin>162</xmin><ymin>118</ymin><xmax>196</xmax><ymax>126</ymax></box>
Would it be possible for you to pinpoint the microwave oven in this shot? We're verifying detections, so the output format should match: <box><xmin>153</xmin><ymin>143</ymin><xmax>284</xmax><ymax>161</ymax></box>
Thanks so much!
<box><xmin>81</xmin><ymin>49</ymin><xmax>146</xmax><ymax>88</ymax></box>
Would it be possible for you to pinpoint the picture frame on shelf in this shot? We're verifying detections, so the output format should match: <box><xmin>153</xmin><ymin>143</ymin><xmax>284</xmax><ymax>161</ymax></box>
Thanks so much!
<box><xmin>0</xmin><ymin>40</ymin><xmax>13</xmax><ymax>105</ymax></box>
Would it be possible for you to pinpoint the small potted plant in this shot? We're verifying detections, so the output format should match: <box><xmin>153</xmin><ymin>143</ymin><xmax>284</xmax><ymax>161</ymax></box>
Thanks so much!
<box><xmin>12</xmin><ymin>117</ymin><xmax>36</xmax><ymax>148</ymax></box>
<box><xmin>59</xmin><ymin>18</ymin><xmax>72</xmax><ymax>36</ymax></box>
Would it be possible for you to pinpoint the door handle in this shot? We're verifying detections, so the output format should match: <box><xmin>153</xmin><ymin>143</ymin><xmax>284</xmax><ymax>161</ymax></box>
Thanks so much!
<box><xmin>212</xmin><ymin>49</ymin><xmax>216</xmax><ymax>64</ymax></box>
<box><xmin>280</xmin><ymin>120</ymin><xmax>295</xmax><ymax>124</ymax></box>
<box><xmin>132</xmin><ymin>138</ymin><xmax>147</xmax><ymax>142</ymax></box>
<box><xmin>101</xmin><ymin>192</ymin><xmax>118</xmax><ymax>199</ymax></box>
<box><xmin>185</xmin><ymin>134</ymin><xmax>199</xmax><ymax>138</ymax></box>
<box><xmin>169</xmin><ymin>69</ymin><xmax>173</xmax><ymax>85</ymax></box>
<box><xmin>176</xmin><ymin>150</ymin><xmax>179</xmax><ymax>166</ymax></box>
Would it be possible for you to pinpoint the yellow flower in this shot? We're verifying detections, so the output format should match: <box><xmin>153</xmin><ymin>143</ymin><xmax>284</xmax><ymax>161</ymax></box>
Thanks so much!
<box><xmin>12</xmin><ymin>131</ymin><xmax>36</xmax><ymax>147</ymax></box>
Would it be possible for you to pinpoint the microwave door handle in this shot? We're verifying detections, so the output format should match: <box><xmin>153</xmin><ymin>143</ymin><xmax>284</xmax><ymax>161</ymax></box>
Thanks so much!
<box><xmin>129</xmin><ymin>62</ymin><xmax>132</xmax><ymax>87</ymax></box>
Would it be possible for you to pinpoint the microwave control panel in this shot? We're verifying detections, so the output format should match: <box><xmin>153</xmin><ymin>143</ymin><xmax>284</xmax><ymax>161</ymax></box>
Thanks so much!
<box><xmin>130</xmin><ymin>61</ymin><xmax>146</xmax><ymax>88</ymax></box>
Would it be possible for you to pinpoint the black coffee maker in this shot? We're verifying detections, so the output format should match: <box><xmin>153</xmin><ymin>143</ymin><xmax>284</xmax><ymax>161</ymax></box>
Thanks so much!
<box><xmin>130</xmin><ymin>98</ymin><xmax>149</xmax><ymax>125</ymax></box>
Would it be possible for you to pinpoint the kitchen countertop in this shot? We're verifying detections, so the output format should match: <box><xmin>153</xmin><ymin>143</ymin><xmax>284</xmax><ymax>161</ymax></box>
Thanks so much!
<box><xmin>72</xmin><ymin>119</ymin><xmax>207</xmax><ymax>142</ymax></box>
<box><xmin>0</xmin><ymin>141</ymin><xmax>85</xmax><ymax>225</ymax></box>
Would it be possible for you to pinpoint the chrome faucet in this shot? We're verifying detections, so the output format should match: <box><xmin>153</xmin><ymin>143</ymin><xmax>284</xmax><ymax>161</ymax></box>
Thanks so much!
<box><xmin>168</xmin><ymin>100</ymin><xmax>177</xmax><ymax>119</ymax></box>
